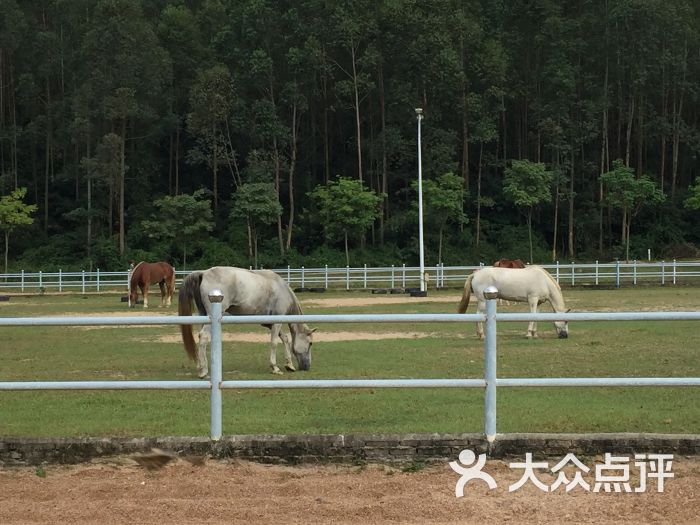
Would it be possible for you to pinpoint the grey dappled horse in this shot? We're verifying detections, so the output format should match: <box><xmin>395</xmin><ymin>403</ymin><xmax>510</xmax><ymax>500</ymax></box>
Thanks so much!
<box><xmin>458</xmin><ymin>265</ymin><xmax>570</xmax><ymax>339</ymax></box>
<box><xmin>178</xmin><ymin>266</ymin><xmax>316</xmax><ymax>377</ymax></box>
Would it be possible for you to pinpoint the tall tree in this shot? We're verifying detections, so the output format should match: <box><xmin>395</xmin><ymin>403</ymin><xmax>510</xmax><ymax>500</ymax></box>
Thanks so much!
<box><xmin>0</xmin><ymin>187</ymin><xmax>37</xmax><ymax>272</ymax></box>
<box><xmin>503</xmin><ymin>160</ymin><xmax>553</xmax><ymax>263</ymax></box>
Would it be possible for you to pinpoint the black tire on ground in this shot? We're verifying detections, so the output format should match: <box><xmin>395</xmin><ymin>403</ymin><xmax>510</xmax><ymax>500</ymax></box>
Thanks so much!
<box><xmin>371</xmin><ymin>289</ymin><xmax>388</xmax><ymax>294</ymax></box>
<box><xmin>409</xmin><ymin>290</ymin><xmax>428</xmax><ymax>298</ymax></box>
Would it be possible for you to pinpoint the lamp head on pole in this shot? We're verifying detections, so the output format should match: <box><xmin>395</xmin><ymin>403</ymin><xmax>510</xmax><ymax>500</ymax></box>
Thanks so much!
<box><xmin>415</xmin><ymin>107</ymin><xmax>423</xmax><ymax>120</ymax></box>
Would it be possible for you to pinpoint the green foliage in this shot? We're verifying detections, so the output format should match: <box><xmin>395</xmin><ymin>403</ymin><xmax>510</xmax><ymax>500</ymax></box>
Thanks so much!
<box><xmin>2</xmin><ymin>2</ymin><xmax>700</xmax><ymax>269</ymax></box>
<box><xmin>310</xmin><ymin>177</ymin><xmax>384</xmax><ymax>265</ymax></box>
<box><xmin>0</xmin><ymin>187</ymin><xmax>37</xmax><ymax>272</ymax></box>
<box><xmin>140</xmin><ymin>190</ymin><xmax>214</xmax><ymax>267</ymax></box>
<box><xmin>684</xmin><ymin>179</ymin><xmax>700</xmax><ymax>210</ymax></box>
<box><xmin>503</xmin><ymin>160</ymin><xmax>553</xmax><ymax>262</ymax></box>
<box><xmin>602</xmin><ymin>160</ymin><xmax>666</xmax><ymax>260</ymax></box>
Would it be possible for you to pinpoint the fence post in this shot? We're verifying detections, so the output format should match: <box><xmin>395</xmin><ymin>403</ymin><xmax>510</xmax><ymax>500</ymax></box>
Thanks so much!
<box><xmin>21</xmin><ymin>270</ymin><xmax>24</xmax><ymax>292</ymax></box>
<box><xmin>346</xmin><ymin>266</ymin><xmax>350</xmax><ymax>290</ymax></box>
<box><xmin>58</xmin><ymin>269</ymin><xmax>62</xmax><ymax>292</ymax></box>
<box><xmin>595</xmin><ymin>260</ymin><xmax>599</xmax><ymax>285</ymax></box>
<box><xmin>615</xmin><ymin>260</ymin><xmax>620</xmax><ymax>288</ymax></box>
<box><xmin>82</xmin><ymin>270</ymin><xmax>86</xmax><ymax>295</ymax></box>
<box><xmin>363</xmin><ymin>264</ymin><xmax>367</xmax><ymax>289</ymax></box>
<box><xmin>571</xmin><ymin>261</ymin><xmax>575</xmax><ymax>286</ymax></box>
<box><xmin>556</xmin><ymin>261</ymin><xmax>560</xmax><ymax>283</ymax></box>
<box><xmin>325</xmin><ymin>265</ymin><xmax>328</xmax><ymax>289</ymax></box>
<box><xmin>661</xmin><ymin>260</ymin><xmax>665</xmax><ymax>285</ymax></box>
<box><xmin>96</xmin><ymin>268</ymin><xmax>100</xmax><ymax>292</ymax></box>
<box><xmin>391</xmin><ymin>265</ymin><xmax>395</xmax><ymax>288</ymax></box>
<box><xmin>301</xmin><ymin>266</ymin><xmax>305</xmax><ymax>288</ymax></box>
<box><xmin>287</xmin><ymin>265</ymin><xmax>291</xmax><ymax>283</ymax></box>
<box><xmin>402</xmin><ymin>264</ymin><xmax>406</xmax><ymax>288</ymax></box>
<box><xmin>208</xmin><ymin>289</ymin><xmax>224</xmax><ymax>440</ymax></box>
<box><xmin>673</xmin><ymin>259</ymin><xmax>677</xmax><ymax>285</ymax></box>
<box><xmin>483</xmin><ymin>286</ymin><xmax>499</xmax><ymax>443</ymax></box>
<box><xmin>633</xmin><ymin>260</ymin><xmax>637</xmax><ymax>285</ymax></box>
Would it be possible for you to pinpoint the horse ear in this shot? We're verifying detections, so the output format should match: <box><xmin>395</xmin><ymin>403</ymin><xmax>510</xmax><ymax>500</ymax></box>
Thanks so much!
<box><xmin>566</xmin><ymin>308</ymin><xmax>571</xmax><ymax>313</ymax></box>
<box><xmin>309</xmin><ymin>328</ymin><xmax>317</xmax><ymax>334</ymax></box>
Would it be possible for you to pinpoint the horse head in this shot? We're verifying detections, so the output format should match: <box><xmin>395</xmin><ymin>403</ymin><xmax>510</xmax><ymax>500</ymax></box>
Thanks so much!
<box><xmin>292</xmin><ymin>325</ymin><xmax>316</xmax><ymax>370</ymax></box>
<box><xmin>554</xmin><ymin>308</ymin><xmax>571</xmax><ymax>338</ymax></box>
<box><xmin>128</xmin><ymin>288</ymin><xmax>138</xmax><ymax>308</ymax></box>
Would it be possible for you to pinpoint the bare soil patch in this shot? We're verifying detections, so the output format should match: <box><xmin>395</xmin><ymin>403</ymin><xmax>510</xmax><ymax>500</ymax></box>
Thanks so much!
<box><xmin>303</xmin><ymin>295</ymin><xmax>462</xmax><ymax>308</ymax></box>
<box><xmin>1</xmin><ymin>457</ymin><xmax>698</xmax><ymax>524</ymax></box>
<box><xmin>154</xmin><ymin>331</ymin><xmax>436</xmax><ymax>344</ymax></box>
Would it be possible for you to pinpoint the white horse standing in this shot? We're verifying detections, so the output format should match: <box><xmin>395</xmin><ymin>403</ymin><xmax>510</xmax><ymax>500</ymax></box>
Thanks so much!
<box><xmin>457</xmin><ymin>265</ymin><xmax>570</xmax><ymax>339</ymax></box>
<box><xmin>179</xmin><ymin>266</ymin><xmax>316</xmax><ymax>377</ymax></box>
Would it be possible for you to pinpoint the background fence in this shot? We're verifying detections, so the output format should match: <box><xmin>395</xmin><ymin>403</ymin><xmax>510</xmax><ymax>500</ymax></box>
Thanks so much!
<box><xmin>1</xmin><ymin>296</ymin><xmax>699</xmax><ymax>441</ymax></box>
<box><xmin>1</xmin><ymin>260</ymin><xmax>700</xmax><ymax>293</ymax></box>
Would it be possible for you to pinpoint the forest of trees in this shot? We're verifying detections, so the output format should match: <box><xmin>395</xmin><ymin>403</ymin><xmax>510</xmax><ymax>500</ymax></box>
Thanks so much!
<box><xmin>0</xmin><ymin>0</ymin><xmax>699</xmax><ymax>272</ymax></box>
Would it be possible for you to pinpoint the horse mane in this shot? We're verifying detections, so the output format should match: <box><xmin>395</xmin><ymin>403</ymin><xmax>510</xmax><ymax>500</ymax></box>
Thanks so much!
<box><xmin>287</xmin><ymin>287</ymin><xmax>303</xmax><ymax>315</ymax></box>
<box><xmin>528</xmin><ymin>265</ymin><xmax>562</xmax><ymax>292</ymax></box>
<box><xmin>129</xmin><ymin>261</ymin><xmax>144</xmax><ymax>288</ymax></box>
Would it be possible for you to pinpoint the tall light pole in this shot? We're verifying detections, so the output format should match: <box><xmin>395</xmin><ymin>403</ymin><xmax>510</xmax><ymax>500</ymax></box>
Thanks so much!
<box><xmin>415</xmin><ymin>108</ymin><xmax>426</xmax><ymax>293</ymax></box>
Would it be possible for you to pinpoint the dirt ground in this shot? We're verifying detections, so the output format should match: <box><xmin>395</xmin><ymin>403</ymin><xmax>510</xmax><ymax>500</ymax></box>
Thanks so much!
<box><xmin>1</xmin><ymin>456</ymin><xmax>698</xmax><ymax>524</ymax></box>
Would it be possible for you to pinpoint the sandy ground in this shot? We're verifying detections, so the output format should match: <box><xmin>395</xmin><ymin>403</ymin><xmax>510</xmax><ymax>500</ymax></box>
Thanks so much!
<box><xmin>1</xmin><ymin>457</ymin><xmax>698</xmax><ymax>524</ymax></box>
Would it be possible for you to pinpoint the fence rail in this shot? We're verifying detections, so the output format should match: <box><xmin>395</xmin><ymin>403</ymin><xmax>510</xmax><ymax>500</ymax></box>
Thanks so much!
<box><xmin>1</xmin><ymin>300</ymin><xmax>699</xmax><ymax>442</ymax></box>
<box><xmin>1</xmin><ymin>260</ymin><xmax>700</xmax><ymax>293</ymax></box>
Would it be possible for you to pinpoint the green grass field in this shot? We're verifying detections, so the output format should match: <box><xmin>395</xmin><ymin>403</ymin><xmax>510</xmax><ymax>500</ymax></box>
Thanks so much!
<box><xmin>0</xmin><ymin>286</ymin><xmax>698</xmax><ymax>437</ymax></box>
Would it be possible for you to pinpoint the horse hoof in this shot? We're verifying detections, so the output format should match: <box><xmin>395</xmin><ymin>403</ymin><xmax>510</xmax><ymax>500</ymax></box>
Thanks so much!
<box><xmin>285</xmin><ymin>364</ymin><xmax>296</xmax><ymax>372</ymax></box>
<box><xmin>271</xmin><ymin>366</ymin><xmax>283</xmax><ymax>375</ymax></box>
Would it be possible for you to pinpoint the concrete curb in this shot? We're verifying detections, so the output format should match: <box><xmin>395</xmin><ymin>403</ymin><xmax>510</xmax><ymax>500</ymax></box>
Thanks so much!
<box><xmin>2</xmin><ymin>433</ymin><xmax>699</xmax><ymax>466</ymax></box>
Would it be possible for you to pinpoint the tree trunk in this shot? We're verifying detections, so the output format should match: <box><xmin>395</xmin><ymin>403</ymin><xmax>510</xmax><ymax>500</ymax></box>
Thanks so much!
<box><xmin>475</xmin><ymin>142</ymin><xmax>483</xmax><ymax>247</ymax></box>
<box><xmin>567</xmin><ymin>156</ymin><xmax>575</xmax><ymax>258</ymax></box>
<box><xmin>285</xmin><ymin>103</ymin><xmax>298</xmax><ymax>251</ymax></box>
<box><xmin>175</xmin><ymin>125</ymin><xmax>180</xmax><ymax>195</ymax></box>
<box><xmin>527</xmin><ymin>207</ymin><xmax>533</xmax><ymax>263</ymax></box>
<box><xmin>119</xmin><ymin>119</ymin><xmax>126</xmax><ymax>255</ymax></box>
<box><xmin>351</xmin><ymin>39</ymin><xmax>363</xmax><ymax>181</ymax></box>
<box><xmin>44</xmin><ymin>78</ymin><xmax>51</xmax><ymax>232</ymax></box>
<box><xmin>378</xmin><ymin>62</ymin><xmax>387</xmax><ymax>245</ymax></box>
<box><xmin>624</xmin><ymin>95</ymin><xmax>634</xmax><ymax>167</ymax></box>
<box><xmin>246</xmin><ymin>214</ymin><xmax>253</xmax><ymax>261</ymax></box>
<box><xmin>551</xmin><ymin>150</ymin><xmax>560</xmax><ymax>262</ymax></box>
<box><xmin>4</xmin><ymin>231</ymin><xmax>8</xmax><ymax>274</ymax></box>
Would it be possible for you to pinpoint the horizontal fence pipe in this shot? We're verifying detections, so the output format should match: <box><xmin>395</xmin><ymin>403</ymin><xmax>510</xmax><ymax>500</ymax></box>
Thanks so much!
<box><xmin>0</xmin><ymin>381</ymin><xmax>211</xmax><ymax>391</ymax></box>
<box><xmin>496</xmin><ymin>312</ymin><xmax>700</xmax><ymax>322</ymax></box>
<box><xmin>496</xmin><ymin>377</ymin><xmax>700</xmax><ymax>387</ymax></box>
<box><xmin>221</xmin><ymin>379</ymin><xmax>487</xmax><ymax>389</ymax></box>
<box><xmin>0</xmin><ymin>315</ymin><xmax>210</xmax><ymax>327</ymax></box>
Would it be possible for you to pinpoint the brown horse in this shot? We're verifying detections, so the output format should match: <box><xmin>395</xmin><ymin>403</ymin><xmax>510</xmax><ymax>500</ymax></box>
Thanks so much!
<box><xmin>493</xmin><ymin>258</ymin><xmax>526</xmax><ymax>269</ymax></box>
<box><xmin>128</xmin><ymin>261</ymin><xmax>176</xmax><ymax>308</ymax></box>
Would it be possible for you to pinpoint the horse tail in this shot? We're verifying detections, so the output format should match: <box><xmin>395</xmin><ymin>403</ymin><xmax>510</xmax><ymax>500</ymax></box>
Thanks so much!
<box><xmin>179</xmin><ymin>271</ymin><xmax>204</xmax><ymax>361</ymax></box>
<box><xmin>457</xmin><ymin>273</ymin><xmax>475</xmax><ymax>313</ymax></box>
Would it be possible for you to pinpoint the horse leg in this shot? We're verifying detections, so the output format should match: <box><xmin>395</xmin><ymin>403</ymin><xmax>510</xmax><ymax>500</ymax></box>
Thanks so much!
<box><xmin>140</xmin><ymin>283</ymin><xmax>148</xmax><ymax>309</ymax></box>
<box><xmin>527</xmin><ymin>298</ymin><xmax>539</xmax><ymax>338</ymax></box>
<box><xmin>165</xmin><ymin>278</ymin><xmax>173</xmax><ymax>307</ymax></box>
<box><xmin>476</xmin><ymin>300</ymin><xmax>486</xmax><ymax>340</ymax></box>
<box><xmin>269</xmin><ymin>324</ymin><xmax>283</xmax><ymax>375</ymax></box>
<box><xmin>158</xmin><ymin>281</ymin><xmax>166</xmax><ymax>307</ymax></box>
<box><xmin>279</xmin><ymin>329</ymin><xmax>295</xmax><ymax>371</ymax></box>
<box><xmin>196</xmin><ymin>325</ymin><xmax>211</xmax><ymax>378</ymax></box>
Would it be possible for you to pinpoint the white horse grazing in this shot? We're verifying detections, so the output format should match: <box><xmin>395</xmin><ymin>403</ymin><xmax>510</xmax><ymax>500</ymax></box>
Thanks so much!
<box><xmin>179</xmin><ymin>266</ymin><xmax>316</xmax><ymax>377</ymax></box>
<box><xmin>457</xmin><ymin>265</ymin><xmax>569</xmax><ymax>339</ymax></box>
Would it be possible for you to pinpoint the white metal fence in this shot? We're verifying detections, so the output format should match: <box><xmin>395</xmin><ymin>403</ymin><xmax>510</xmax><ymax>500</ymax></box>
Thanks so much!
<box><xmin>1</xmin><ymin>298</ymin><xmax>699</xmax><ymax>441</ymax></box>
<box><xmin>1</xmin><ymin>260</ymin><xmax>700</xmax><ymax>293</ymax></box>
